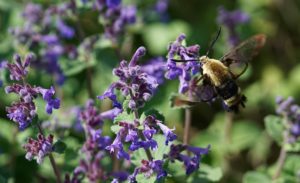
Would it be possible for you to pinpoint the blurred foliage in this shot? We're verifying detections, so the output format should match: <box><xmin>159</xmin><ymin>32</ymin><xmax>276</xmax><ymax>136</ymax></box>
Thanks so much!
<box><xmin>1</xmin><ymin>0</ymin><xmax>300</xmax><ymax>182</ymax></box>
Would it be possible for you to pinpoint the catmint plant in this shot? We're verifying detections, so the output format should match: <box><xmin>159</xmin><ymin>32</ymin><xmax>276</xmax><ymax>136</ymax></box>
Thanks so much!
<box><xmin>4</xmin><ymin>53</ymin><xmax>62</xmax><ymax>182</ymax></box>
<box><xmin>98</xmin><ymin>46</ymin><xmax>210</xmax><ymax>182</ymax></box>
<box><xmin>66</xmin><ymin>100</ymin><xmax>122</xmax><ymax>183</ymax></box>
<box><xmin>263</xmin><ymin>96</ymin><xmax>300</xmax><ymax>180</ymax></box>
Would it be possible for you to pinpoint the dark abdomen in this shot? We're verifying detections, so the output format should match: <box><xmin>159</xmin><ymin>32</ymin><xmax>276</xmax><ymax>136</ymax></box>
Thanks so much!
<box><xmin>216</xmin><ymin>79</ymin><xmax>246</xmax><ymax>112</ymax></box>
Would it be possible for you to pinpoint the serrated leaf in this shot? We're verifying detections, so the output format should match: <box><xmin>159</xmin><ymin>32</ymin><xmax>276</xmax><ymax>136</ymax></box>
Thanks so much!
<box><xmin>111</xmin><ymin>125</ymin><xmax>121</xmax><ymax>134</ymax></box>
<box><xmin>197</xmin><ymin>164</ymin><xmax>223</xmax><ymax>182</ymax></box>
<box><xmin>61</xmin><ymin>58</ymin><xmax>96</xmax><ymax>77</ymax></box>
<box><xmin>136</xmin><ymin>173</ymin><xmax>157</xmax><ymax>183</ymax></box>
<box><xmin>264</xmin><ymin>115</ymin><xmax>284</xmax><ymax>145</ymax></box>
<box><xmin>113</xmin><ymin>111</ymin><xmax>135</xmax><ymax>124</ymax></box>
<box><xmin>53</xmin><ymin>140</ymin><xmax>67</xmax><ymax>154</ymax></box>
<box><xmin>243</xmin><ymin>171</ymin><xmax>271</xmax><ymax>183</ymax></box>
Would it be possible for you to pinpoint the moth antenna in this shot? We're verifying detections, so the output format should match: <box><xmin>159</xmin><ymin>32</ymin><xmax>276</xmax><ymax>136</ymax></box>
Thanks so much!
<box><xmin>169</xmin><ymin>58</ymin><xmax>198</xmax><ymax>62</ymax></box>
<box><xmin>206</xmin><ymin>27</ymin><xmax>222</xmax><ymax>57</ymax></box>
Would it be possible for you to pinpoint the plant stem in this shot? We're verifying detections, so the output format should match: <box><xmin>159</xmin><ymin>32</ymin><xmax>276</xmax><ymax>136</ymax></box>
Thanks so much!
<box><xmin>273</xmin><ymin>131</ymin><xmax>288</xmax><ymax>180</ymax></box>
<box><xmin>183</xmin><ymin>91</ymin><xmax>193</xmax><ymax>145</ymax></box>
<box><xmin>183</xmin><ymin>108</ymin><xmax>192</xmax><ymax>145</ymax></box>
<box><xmin>129</xmin><ymin>92</ymin><xmax>153</xmax><ymax>161</ymax></box>
<box><xmin>133</xmin><ymin>109</ymin><xmax>153</xmax><ymax>161</ymax></box>
<box><xmin>224</xmin><ymin>112</ymin><xmax>233</xmax><ymax>143</ymax></box>
<box><xmin>36</xmin><ymin>122</ymin><xmax>62</xmax><ymax>183</ymax></box>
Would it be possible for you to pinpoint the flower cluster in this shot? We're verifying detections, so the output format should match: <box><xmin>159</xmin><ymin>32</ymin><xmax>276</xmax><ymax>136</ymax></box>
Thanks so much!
<box><xmin>165</xmin><ymin>34</ymin><xmax>201</xmax><ymax>93</ymax></box>
<box><xmin>66</xmin><ymin>100</ymin><xmax>122</xmax><ymax>183</ymax></box>
<box><xmin>10</xmin><ymin>2</ymin><xmax>78</xmax><ymax>85</ymax></box>
<box><xmin>99</xmin><ymin>47</ymin><xmax>158</xmax><ymax>110</ymax></box>
<box><xmin>23</xmin><ymin>133</ymin><xmax>54</xmax><ymax>164</ymax></box>
<box><xmin>93</xmin><ymin>0</ymin><xmax>136</xmax><ymax>43</ymax></box>
<box><xmin>217</xmin><ymin>6</ymin><xmax>250</xmax><ymax>46</ymax></box>
<box><xmin>99</xmin><ymin>47</ymin><xmax>209</xmax><ymax>181</ymax></box>
<box><xmin>129</xmin><ymin>159</ymin><xmax>167</xmax><ymax>182</ymax></box>
<box><xmin>107</xmin><ymin>115</ymin><xmax>177</xmax><ymax>161</ymax></box>
<box><xmin>5</xmin><ymin>54</ymin><xmax>60</xmax><ymax>130</ymax></box>
<box><xmin>276</xmin><ymin>96</ymin><xmax>300</xmax><ymax>143</ymax></box>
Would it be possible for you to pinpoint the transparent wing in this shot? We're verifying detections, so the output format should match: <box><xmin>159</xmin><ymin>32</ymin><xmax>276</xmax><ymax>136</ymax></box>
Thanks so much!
<box><xmin>220</xmin><ymin>34</ymin><xmax>266</xmax><ymax>78</ymax></box>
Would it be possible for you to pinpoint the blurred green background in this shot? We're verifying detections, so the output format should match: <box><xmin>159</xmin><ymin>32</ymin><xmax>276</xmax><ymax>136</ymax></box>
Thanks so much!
<box><xmin>1</xmin><ymin>0</ymin><xmax>300</xmax><ymax>182</ymax></box>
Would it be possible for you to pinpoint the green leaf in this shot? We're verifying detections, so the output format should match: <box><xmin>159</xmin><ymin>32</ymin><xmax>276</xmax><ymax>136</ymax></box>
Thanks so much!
<box><xmin>136</xmin><ymin>174</ymin><xmax>157</xmax><ymax>183</ymax></box>
<box><xmin>111</xmin><ymin>125</ymin><xmax>122</xmax><ymax>134</ymax></box>
<box><xmin>197</xmin><ymin>164</ymin><xmax>223</xmax><ymax>182</ymax></box>
<box><xmin>77</xmin><ymin>9</ymin><xmax>104</xmax><ymax>37</ymax></box>
<box><xmin>282</xmin><ymin>154</ymin><xmax>300</xmax><ymax>179</ymax></box>
<box><xmin>230</xmin><ymin>120</ymin><xmax>262</xmax><ymax>152</ymax></box>
<box><xmin>264</xmin><ymin>115</ymin><xmax>284</xmax><ymax>145</ymax></box>
<box><xmin>53</xmin><ymin>140</ymin><xmax>67</xmax><ymax>154</ymax></box>
<box><xmin>243</xmin><ymin>171</ymin><xmax>271</xmax><ymax>183</ymax></box>
<box><xmin>113</xmin><ymin>111</ymin><xmax>135</xmax><ymax>124</ymax></box>
<box><xmin>61</xmin><ymin>58</ymin><xmax>96</xmax><ymax>77</ymax></box>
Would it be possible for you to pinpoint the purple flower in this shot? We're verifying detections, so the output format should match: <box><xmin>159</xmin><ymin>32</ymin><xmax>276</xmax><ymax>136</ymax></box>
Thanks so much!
<box><xmin>23</xmin><ymin>133</ymin><xmax>54</xmax><ymax>164</ymax></box>
<box><xmin>217</xmin><ymin>6</ymin><xmax>250</xmax><ymax>46</ymax></box>
<box><xmin>157</xmin><ymin>122</ymin><xmax>177</xmax><ymax>145</ymax></box>
<box><xmin>106</xmin><ymin>135</ymin><xmax>130</xmax><ymax>160</ymax></box>
<box><xmin>56</xmin><ymin>18</ymin><xmax>75</xmax><ymax>39</ymax></box>
<box><xmin>165</xmin><ymin>34</ymin><xmax>201</xmax><ymax>93</ymax></box>
<box><xmin>111</xmin><ymin>171</ymin><xmax>129</xmax><ymax>183</ymax></box>
<box><xmin>37</xmin><ymin>86</ymin><xmax>60</xmax><ymax>114</ymax></box>
<box><xmin>167</xmin><ymin>144</ymin><xmax>210</xmax><ymax>175</ymax></box>
<box><xmin>100</xmin><ymin>107</ymin><xmax>122</xmax><ymax>120</ymax></box>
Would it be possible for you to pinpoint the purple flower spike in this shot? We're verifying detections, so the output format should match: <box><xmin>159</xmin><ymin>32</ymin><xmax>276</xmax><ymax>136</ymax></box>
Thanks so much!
<box><xmin>7</xmin><ymin>54</ymin><xmax>33</xmax><ymax>81</ymax></box>
<box><xmin>98</xmin><ymin>47</ymin><xmax>158</xmax><ymax>110</ymax></box>
<box><xmin>7</xmin><ymin>101</ymin><xmax>36</xmax><ymax>130</ymax></box>
<box><xmin>275</xmin><ymin>97</ymin><xmax>300</xmax><ymax>142</ymax></box>
<box><xmin>129</xmin><ymin>46</ymin><xmax>146</xmax><ymax>67</ymax></box>
<box><xmin>217</xmin><ymin>6</ymin><xmax>250</xmax><ymax>46</ymax></box>
<box><xmin>23</xmin><ymin>133</ymin><xmax>54</xmax><ymax>164</ymax></box>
